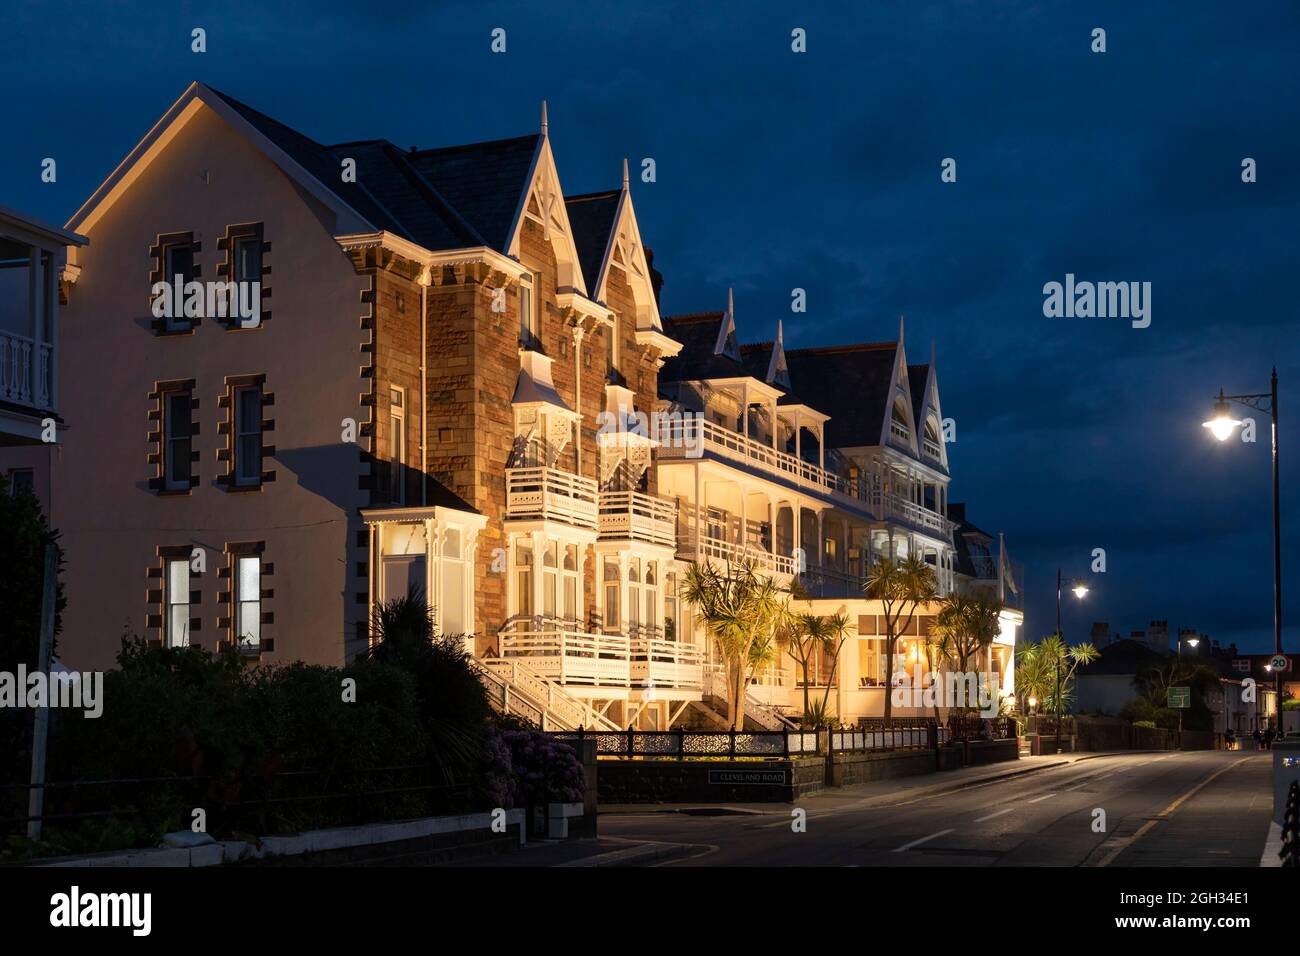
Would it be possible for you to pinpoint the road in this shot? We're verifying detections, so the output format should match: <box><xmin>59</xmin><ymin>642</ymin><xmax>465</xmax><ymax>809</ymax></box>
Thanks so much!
<box><xmin>594</xmin><ymin>751</ymin><xmax>1274</xmax><ymax>866</ymax></box>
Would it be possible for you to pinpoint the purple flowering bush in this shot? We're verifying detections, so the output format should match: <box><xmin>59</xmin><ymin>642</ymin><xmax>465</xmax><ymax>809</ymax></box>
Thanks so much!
<box><xmin>501</xmin><ymin>730</ymin><xmax>585</xmax><ymax>805</ymax></box>
<box><xmin>478</xmin><ymin>726</ymin><xmax>518</xmax><ymax>809</ymax></box>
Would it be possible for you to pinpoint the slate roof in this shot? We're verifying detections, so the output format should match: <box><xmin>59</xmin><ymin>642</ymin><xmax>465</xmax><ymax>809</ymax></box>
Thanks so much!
<box><xmin>207</xmin><ymin>87</ymin><xmax>539</xmax><ymax>255</ymax></box>
<box><xmin>565</xmin><ymin>190</ymin><xmax>621</xmax><ymax>297</ymax></box>
<box><xmin>738</xmin><ymin>342</ymin><xmax>806</xmax><ymax>406</ymax></box>
<box><xmin>783</xmin><ymin>343</ymin><xmax>898</xmax><ymax>448</ymax></box>
<box><xmin>660</xmin><ymin>312</ymin><xmax>751</xmax><ymax>382</ymax></box>
<box><xmin>908</xmin><ymin>364</ymin><xmax>929</xmax><ymax>422</ymax></box>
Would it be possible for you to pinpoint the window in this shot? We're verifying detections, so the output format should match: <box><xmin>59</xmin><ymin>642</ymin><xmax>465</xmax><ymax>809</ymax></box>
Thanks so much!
<box><xmin>163</xmin><ymin>243</ymin><xmax>195</xmax><ymax>332</ymax></box>
<box><xmin>542</xmin><ymin>541</ymin><xmax>558</xmax><ymax>618</ymax></box>
<box><xmin>644</xmin><ymin>562</ymin><xmax>657</xmax><ymax>633</ymax></box>
<box><xmin>923</xmin><ymin>419</ymin><xmax>942</xmax><ymax>459</ymax></box>
<box><xmin>606</xmin><ymin>320</ymin><xmax>617</xmax><ymax>370</ymax></box>
<box><xmin>166</xmin><ymin>558</ymin><xmax>191</xmax><ymax>648</ymax></box>
<box><xmin>164</xmin><ymin>387</ymin><xmax>193</xmax><ymax>491</ymax></box>
<box><xmin>8</xmin><ymin>469</ymin><xmax>34</xmax><ymax>498</ymax></box>
<box><xmin>663</xmin><ymin>573</ymin><xmax>678</xmax><ymax>641</ymax></box>
<box><xmin>602</xmin><ymin>558</ymin><xmax>620</xmax><ymax>629</ymax></box>
<box><xmin>857</xmin><ymin>638</ymin><xmax>884</xmax><ymax>687</ymax></box>
<box><xmin>234</xmin><ymin>385</ymin><xmax>262</xmax><ymax>486</ymax></box>
<box><xmin>514</xmin><ymin>542</ymin><xmax>533</xmax><ymax>618</ymax></box>
<box><xmin>562</xmin><ymin>544</ymin><xmax>579</xmax><ymax>622</ymax></box>
<box><xmin>627</xmin><ymin>558</ymin><xmax>641</xmax><ymax>629</ymax></box>
<box><xmin>442</xmin><ymin>528</ymin><xmax>467</xmax><ymax>635</ymax></box>
<box><xmin>519</xmin><ymin>273</ymin><xmax>540</xmax><ymax>349</ymax></box>
<box><xmin>235</xmin><ymin>555</ymin><xmax>261</xmax><ymax>651</ymax></box>
<box><xmin>389</xmin><ymin>387</ymin><xmax>405</xmax><ymax>504</ymax></box>
<box><xmin>890</xmin><ymin>400</ymin><xmax>910</xmax><ymax>441</ymax></box>
<box><xmin>234</xmin><ymin>236</ymin><xmax>262</xmax><ymax>285</ymax></box>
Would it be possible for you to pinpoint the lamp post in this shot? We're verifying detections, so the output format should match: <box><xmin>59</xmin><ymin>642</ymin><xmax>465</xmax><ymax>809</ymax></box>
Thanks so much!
<box><xmin>1176</xmin><ymin>630</ymin><xmax>1200</xmax><ymax>734</ymax></box>
<box><xmin>1055</xmin><ymin>568</ymin><xmax>1089</xmax><ymax>753</ymax></box>
<box><xmin>1202</xmin><ymin>369</ymin><xmax>1283</xmax><ymax>732</ymax></box>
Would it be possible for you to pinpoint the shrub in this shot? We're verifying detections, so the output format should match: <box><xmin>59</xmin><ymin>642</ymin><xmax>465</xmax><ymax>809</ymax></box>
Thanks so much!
<box><xmin>1132</xmin><ymin>720</ymin><xmax>1157</xmax><ymax>729</ymax></box>
<box><xmin>502</xmin><ymin>730</ymin><xmax>585</xmax><ymax>805</ymax></box>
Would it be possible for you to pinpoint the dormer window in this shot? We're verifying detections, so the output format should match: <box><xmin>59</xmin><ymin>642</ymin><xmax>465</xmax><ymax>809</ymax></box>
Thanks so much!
<box><xmin>923</xmin><ymin>419</ymin><xmax>942</xmax><ymax>459</ymax></box>
<box><xmin>890</xmin><ymin>400</ymin><xmax>910</xmax><ymax>441</ymax></box>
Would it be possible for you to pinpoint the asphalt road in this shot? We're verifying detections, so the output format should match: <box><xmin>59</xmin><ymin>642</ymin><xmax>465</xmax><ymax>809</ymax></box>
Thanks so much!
<box><xmin>598</xmin><ymin>751</ymin><xmax>1275</xmax><ymax>866</ymax></box>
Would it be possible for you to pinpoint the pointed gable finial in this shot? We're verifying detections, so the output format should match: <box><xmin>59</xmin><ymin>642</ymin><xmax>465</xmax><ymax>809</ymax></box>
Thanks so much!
<box><xmin>898</xmin><ymin>313</ymin><xmax>905</xmax><ymax>344</ymax></box>
<box><xmin>767</xmin><ymin>319</ymin><xmax>791</xmax><ymax>389</ymax></box>
<box><xmin>540</xmin><ymin>100</ymin><xmax>549</xmax><ymax>136</ymax></box>
<box><xmin>622</xmin><ymin>157</ymin><xmax>630</xmax><ymax>190</ymax></box>
<box><xmin>714</xmin><ymin>288</ymin><xmax>740</xmax><ymax>361</ymax></box>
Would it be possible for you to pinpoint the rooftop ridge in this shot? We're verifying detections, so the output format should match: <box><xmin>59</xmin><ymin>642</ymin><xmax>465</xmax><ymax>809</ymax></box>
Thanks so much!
<box><xmin>787</xmin><ymin>341</ymin><xmax>896</xmax><ymax>356</ymax></box>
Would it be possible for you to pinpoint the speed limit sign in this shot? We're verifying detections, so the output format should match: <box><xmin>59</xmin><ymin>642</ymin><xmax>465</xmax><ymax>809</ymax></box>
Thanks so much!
<box><xmin>1268</xmin><ymin>654</ymin><xmax>1290</xmax><ymax>672</ymax></box>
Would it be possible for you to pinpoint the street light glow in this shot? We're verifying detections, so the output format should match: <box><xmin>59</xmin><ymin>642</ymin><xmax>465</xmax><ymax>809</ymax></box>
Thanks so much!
<box><xmin>1186</xmin><ymin>636</ymin><xmax>1200</xmax><ymax>648</ymax></box>
<box><xmin>1202</xmin><ymin>398</ymin><xmax>1242</xmax><ymax>441</ymax></box>
<box><xmin>1071</xmin><ymin>582</ymin><xmax>1089</xmax><ymax>599</ymax></box>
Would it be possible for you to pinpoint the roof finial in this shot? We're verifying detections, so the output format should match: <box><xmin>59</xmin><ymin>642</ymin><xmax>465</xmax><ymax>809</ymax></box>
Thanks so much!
<box><xmin>622</xmin><ymin>157</ymin><xmax>630</xmax><ymax>190</ymax></box>
<box><xmin>728</xmin><ymin>287</ymin><xmax>735</xmax><ymax>319</ymax></box>
<box><xmin>898</xmin><ymin>313</ymin><xmax>905</xmax><ymax>344</ymax></box>
<box><xmin>540</xmin><ymin>100</ymin><xmax>548</xmax><ymax>136</ymax></box>
<box><xmin>777</xmin><ymin>318</ymin><xmax>784</xmax><ymax>344</ymax></box>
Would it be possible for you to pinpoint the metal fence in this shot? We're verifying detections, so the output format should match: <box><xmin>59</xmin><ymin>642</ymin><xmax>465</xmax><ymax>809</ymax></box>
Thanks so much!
<box><xmin>946</xmin><ymin>715</ymin><xmax>1016</xmax><ymax>741</ymax></box>
<box><xmin>554</xmin><ymin>722</ymin><xmax>948</xmax><ymax>759</ymax></box>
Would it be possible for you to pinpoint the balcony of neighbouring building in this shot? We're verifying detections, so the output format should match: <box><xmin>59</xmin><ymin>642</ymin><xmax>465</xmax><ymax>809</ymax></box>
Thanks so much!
<box><xmin>499</xmin><ymin>618</ymin><xmax>703</xmax><ymax>694</ymax></box>
<box><xmin>0</xmin><ymin>207</ymin><xmax>87</xmax><ymax>442</ymax></box>
<box><xmin>869</xmin><ymin>488</ymin><xmax>955</xmax><ymax>538</ymax></box>
<box><xmin>505</xmin><ymin>466</ymin><xmax>599</xmax><ymax>529</ymax></box>
<box><xmin>597</xmin><ymin>488</ymin><xmax>677</xmax><ymax>547</ymax></box>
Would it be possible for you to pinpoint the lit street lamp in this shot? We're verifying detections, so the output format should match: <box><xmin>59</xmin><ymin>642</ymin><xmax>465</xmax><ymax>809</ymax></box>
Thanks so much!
<box><xmin>1055</xmin><ymin>568</ymin><xmax>1090</xmax><ymax>754</ymax></box>
<box><xmin>1202</xmin><ymin>369</ymin><xmax>1283</xmax><ymax>732</ymax></box>
<box><xmin>1176</xmin><ymin>630</ymin><xmax>1200</xmax><ymax>734</ymax></box>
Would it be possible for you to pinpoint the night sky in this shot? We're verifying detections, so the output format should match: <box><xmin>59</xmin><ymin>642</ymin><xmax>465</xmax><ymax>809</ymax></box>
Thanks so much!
<box><xmin>3</xmin><ymin>1</ymin><xmax>1296</xmax><ymax>653</ymax></box>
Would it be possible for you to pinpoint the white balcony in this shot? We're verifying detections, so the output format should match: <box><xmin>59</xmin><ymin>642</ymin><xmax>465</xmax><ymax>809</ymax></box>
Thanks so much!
<box><xmin>679</xmin><ymin>531</ymin><xmax>800</xmax><ymax>576</ymax></box>
<box><xmin>658</xmin><ymin>417</ymin><xmax>862</xmax><ymax>504</ymax></box>
<box><xmin>598</xmin><ymin>489</ymin><xmax>677</xmax><ymax>547</ymax></box>
<box><xmin>0</xmin><ymin>331</ymin><xmax>52</xmax><ymax>411</ymax></box>
<box><xmin>500</xmin><ymin>621</ymin><xmax>703</xmax><ymax>693</ymax></box>
<box><xmin>505</xmin><ymin>466</ymin><xmax>599</xmax><ymax>529</ymax></box>
<box><xmin>869</xmin><ymin>489</ymin><xmax>954</xmax><ymax>537</ymax></box>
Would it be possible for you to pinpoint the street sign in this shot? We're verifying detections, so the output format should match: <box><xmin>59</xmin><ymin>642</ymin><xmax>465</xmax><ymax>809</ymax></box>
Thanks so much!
<box><xmin>707</xmin><ymin>768</ymin><xmax>789</xmax><ymax>786</ymax></box>
<box><xmin>1268</xmin><ymin>654</ymin><xmax>1290</xmax><ymax>672</ymax></box>
<box><xmin>1167</xmin><ymin>686</ymin><xmax>1191</xmax><ymax>709</ymax></box>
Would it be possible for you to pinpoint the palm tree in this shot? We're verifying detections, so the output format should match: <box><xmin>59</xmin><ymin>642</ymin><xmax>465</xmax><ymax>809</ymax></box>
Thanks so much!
<box><xmin>933</xmin><ymin>592</ymin><xmax>1003</xmax><ymax>714</ymax></box>
<box><xmin>1013</xmin><ymin>634</ymin><xmax>1098</xmax><ymax>715</ymax></box>
<box><xmin>864</xmin><ymin>554</ymin><xmax>938</xmax><ymax>722</ymax></box>
<box><xmin>683</xmin><ymin>561</ymin><xmax>790</xmax><ymax>730</ymax></box>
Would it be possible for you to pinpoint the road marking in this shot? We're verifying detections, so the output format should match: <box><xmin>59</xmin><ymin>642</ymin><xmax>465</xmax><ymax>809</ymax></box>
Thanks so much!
<box><xmin>893</xmin><ymin>828</ymin><xmax>954</xmax><ymax>852</ymax></box>
<box><xmin>1027</xmin><ymin>792</ymin><xmax>1056</xmax><ymax>804</ymax></box>
<box><xmin>973</xmin><ymin>808</ymin><xmax>1014</xmax><ymax>822</ymax></box>
<box><xmin>1094</xmin><ymin>756</ymin><xmax>1253</xmax><ymax>867</ymax></box>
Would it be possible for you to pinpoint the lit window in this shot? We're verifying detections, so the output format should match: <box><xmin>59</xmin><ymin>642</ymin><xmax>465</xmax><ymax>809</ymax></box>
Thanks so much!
<box><xmin>234</xmin><ymin>237</ymin><xmax>262</xmax><ymax>284</ymax></box>
<box><xmin>519</xmin><ymin>272</ymin><xmax>541</xmax><ymax>349</ymax></box>
<box><xmin>603</xmin><ymin>559</ymin><xmax>620</xmax><ymax>629</ymax></box>
<box><xmin>235</xmin><ymin>555</ymin><xmax>261</xmax><ymax>651</ymax></box>
<box><xmin>514</xmin><ymin>542</ymin><xmax>534</xmax><ymax>618</ymax></box>
<box><xmin>166</xmin><ymin>558</ymin><xmax>190</xmax><ymax>648</ymax></box>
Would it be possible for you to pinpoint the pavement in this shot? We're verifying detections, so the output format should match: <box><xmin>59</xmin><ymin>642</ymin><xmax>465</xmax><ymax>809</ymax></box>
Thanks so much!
<box><xmin>441</xmin><ymin>750</ymin><xmax>1276</xmax><ymax>867</ymax></box>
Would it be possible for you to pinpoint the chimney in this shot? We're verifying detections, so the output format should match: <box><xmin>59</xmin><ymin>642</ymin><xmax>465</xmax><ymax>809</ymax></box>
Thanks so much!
<box><xmin>1090</xmin><ymin>622</ymin><xmax>1110</xmax><ymax>646</ymax></box>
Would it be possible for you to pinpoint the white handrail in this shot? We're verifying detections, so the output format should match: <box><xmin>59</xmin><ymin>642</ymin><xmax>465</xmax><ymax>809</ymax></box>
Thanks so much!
<box><xmin>0</xmin><ymin>330</ymin><xmax>52</xmax><ymax>410</ymax></box>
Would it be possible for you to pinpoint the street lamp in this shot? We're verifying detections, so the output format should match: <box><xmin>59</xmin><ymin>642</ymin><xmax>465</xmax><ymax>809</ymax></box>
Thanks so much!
<box><xmin>1055</xmin><ymin>568</ymin><xmax>1090</xmax><ymax>754</ymax></box>
<box><xmin>1176</xmin><ymin>631</ymin><xmax>1200</xmax><ymax>734</ymax></box>
<box><xmin>1201</xmin><ymin>369</ymin><xmax>1283</xmax><ymax>732</ymax></box>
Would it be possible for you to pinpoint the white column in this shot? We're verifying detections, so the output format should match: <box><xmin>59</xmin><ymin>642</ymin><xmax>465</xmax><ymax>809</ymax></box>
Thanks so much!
<box><xmin>530</xmin><ymin>531</ymin><xmax>545</xmax><ymax>624</ymax></box>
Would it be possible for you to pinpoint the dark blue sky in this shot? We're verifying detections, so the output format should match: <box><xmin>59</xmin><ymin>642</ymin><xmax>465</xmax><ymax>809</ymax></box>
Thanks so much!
<box><xmin>3</xmin><ymin>1</ymin><xmax>1297</xmax><ymax>652</ymax></box>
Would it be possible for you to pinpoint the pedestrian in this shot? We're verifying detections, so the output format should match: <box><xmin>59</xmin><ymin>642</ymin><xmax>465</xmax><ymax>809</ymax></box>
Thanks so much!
<box><xmin>1253</xmin><ymin>728</ymin><xmax>1263</xmax><ymax>750</ymax></box>
<box><xmin>1224</xmin><ymin>727</ymin><xmax>1235</xmax><ymax>751</ymax></box>
<box><xmin>1264</xmin><ymin>726</ymin><xmax>1276</xmax><ymax>750</ymax></box>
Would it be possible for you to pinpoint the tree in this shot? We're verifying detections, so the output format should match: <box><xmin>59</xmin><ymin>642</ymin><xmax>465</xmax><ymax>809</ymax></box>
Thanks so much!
<box><xmin>933</xmin><ymin>592</ymin><xmax>1003</xmax><ymax>714</ymax></box>
<box><xmin>683</xmin><ymin>561</ymin><xmax>789</xmax><ymax>730</ymax></box>
<box><xmin>864</xmin><ymin>555</ymin><xmax>938</xmax><ymax>722</ymax></box>
<box><xmin>1013</xmin><ymin>635</ymin><xmax>1098</xmax><ymax>715</ymax></box>
<box><xmin>1132</xmin><ymin>658</ymin><xmax>1220</xmax><ymax>732</ymax></box>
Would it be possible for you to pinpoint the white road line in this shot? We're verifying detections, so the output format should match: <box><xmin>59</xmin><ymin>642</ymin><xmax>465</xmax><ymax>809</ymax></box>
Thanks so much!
<box><xmin>893</xmin><ymin>828</ymin><xmax>954</xmax><ymax>852</ymax></box>
<box><xmin>1027</xmin><ymin>792</ymin><xmax>1056</xmax><ymax>803</ymax></box>
<box><xmin>973</xmin><ymin>807</ymin><xmax>1014</xmax><ymax>822</ymax></box>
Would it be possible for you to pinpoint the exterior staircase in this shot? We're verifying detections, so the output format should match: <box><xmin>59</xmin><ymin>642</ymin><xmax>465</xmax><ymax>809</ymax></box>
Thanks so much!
<box><xmin>472</xmin><ymin>656</ymin><xmax>620</xmax><ymax>732</ymax></box>
<box><xmin>696</xmin><ymin>668</ymin><xmax>798</xmax><ymax>731</ymax></box>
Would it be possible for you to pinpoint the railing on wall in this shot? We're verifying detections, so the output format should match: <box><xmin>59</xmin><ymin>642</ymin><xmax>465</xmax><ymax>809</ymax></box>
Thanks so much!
<box><xmin>551</xmin><ymin>721</ymin><xmax>948</xmax><ymax>759</ymax></box>
<box><xmin>500</xmin><ymin>622</ymin><xmax>704</xmax><ymax>692</ymax></box>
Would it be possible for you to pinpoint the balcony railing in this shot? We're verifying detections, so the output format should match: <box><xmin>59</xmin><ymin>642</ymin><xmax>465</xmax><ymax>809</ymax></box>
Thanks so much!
<box><xmin>505</xmin><ymin>466</ymin><xmax>599</xmax><ymax>529</ymax></box>
<box><xmin>869</xmin><ymin>489</ymin><xmax>954</xmax><ymax>536</ymax></box>
<box><xmin>0</xmin><ymin>331</ymin><xmax>52</xmax><ymax>411</ymax></box>
<box><xmin>657</xmin><ymin>417</ymin><xmax>859</xmax><ymax>502</ymax></box>
<box><xmin>500</xmin><ymin>621</ymin><xmax>703</xmax><ymax>691</ymax></box>
<box><xmin>679</xmin><ymin>531</ymin><xmax>800</xmax><ymax>576</ymax></box>
<box><xmin>598</xmin><ymin>489</ymin><xmax>677</xmax><ymax>547</ymax></box>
